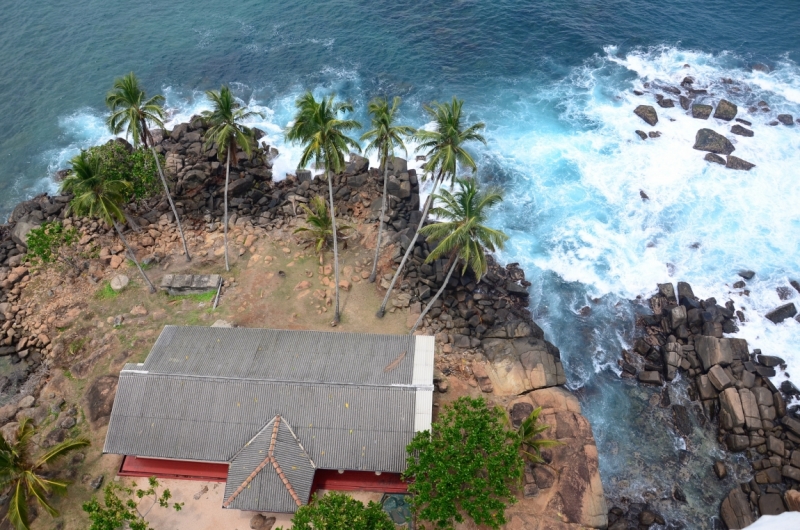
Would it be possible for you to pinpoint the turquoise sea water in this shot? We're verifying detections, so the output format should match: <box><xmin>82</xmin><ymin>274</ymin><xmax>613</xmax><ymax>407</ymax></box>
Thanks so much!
<box><xmin>3</xmin><ymin>1</ymin><xmax>800</xmax><ymax>526</ymax></box>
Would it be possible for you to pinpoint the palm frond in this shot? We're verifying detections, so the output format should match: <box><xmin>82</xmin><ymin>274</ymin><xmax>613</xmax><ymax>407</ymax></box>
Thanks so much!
<box><xmin>7</xmin><ymin>480</ymin><xmax>30</xmax><ymax>530</ymax></box>
<box><xmin>33</xmin><ymin>438</ymin><xmax>90</xmax><ymax>469</ymax></box>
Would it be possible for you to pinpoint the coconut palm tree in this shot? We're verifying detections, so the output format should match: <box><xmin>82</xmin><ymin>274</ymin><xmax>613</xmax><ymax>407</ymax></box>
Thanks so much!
<box><xmin>61</xmin><ymin>151</ymin><xmax>156</xmax><ymax>293</ymax></box>
<box><xmin>106</xmin><ymin>72</ymin><xmax>191</xmax><ymax>262</ymax></box>
<box><xmin>378</xmin><ymin>97</ymin><xmax>485</xmax><ymax>318</ymax></box>
<box><xmin>516</xmin><ymin>407</ymin><xmax>563</xmax><ymax>465</ymax></box>
<box><xmin>293</xmin><ymin>195</ymin><xmax>352</xmax><ymax>259</ymax></box>
<box><xmin>360</xmin><ymin>96</ymin><xmax>415</xmax><ymax>283</ymax></box>
<box><xmin>202</xmin><ymin>86</ymin><xmax>264</xmax><ymax>271</ymax></box>
<box><xmin>285</xmin><ymin>92</ymin><xmax>361</xmax><ymax>325</ymax></box>
<box><xmin>409</xmin><ymin>178</ymin><xmax>507</xmax><ymax>333</ymax></box>
<box><xmin>0</xmin><ymin>418</ymin><xmax>90</xmax><ymax>530</ymax></box>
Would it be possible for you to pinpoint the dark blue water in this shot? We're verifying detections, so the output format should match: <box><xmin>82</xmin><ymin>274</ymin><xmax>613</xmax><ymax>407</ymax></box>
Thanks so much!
<box><xmin>3</xmin><ymin>1</ymin><xmax>800</xmax><ymax>526</ymax></box>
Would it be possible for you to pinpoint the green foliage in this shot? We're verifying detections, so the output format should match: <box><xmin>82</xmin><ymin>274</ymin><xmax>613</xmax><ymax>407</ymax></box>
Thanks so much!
<box><xmin>361</xmin><ymin>96</ymin><xmax>415</xmax><ymax>170</ymax></box>
<box><xmin>403</xmin><ymin>397</ymin><xmax>523</xmax><ymax>530</ymax></box>
<box><xmin>170</xmin><ymin>290</ymin><xmax>216</xmax><ymax>303</ymax></box>
<box><xmin>285</xmin><ymin>92</ymin><xmax>361</xmax><ymax>175</ymax></box>
<box><xmin>516</xmin><ymin>406</ymin><xmax>563</xmax><ymax>464</ymax></box>
<box><xmin>276</xmin><ymin>491</ymin><xmax>395</xmax><ymax>530</ymax></box>
<box><xmin>202</xmin><ymin>86</ymin><xmax>264</xmax><ymax>164</ymax></box>
<box><xmin>95</xmin><ymin>282</ymin><xmax>120</xmax><ymax>301</ymax></box>
<box><xmin>61</xmin><ymin>150</ymin><xmax>131</xmax><ymax>226</ymax></box>
<box><xmin>83</xmin><ymin>142</ymin><xmax>162</xmax><ymax>199</ymax></box>
<box><xmin>413</xmin><ymin>97</ymin><xmax>486</xmax><ymax>183</ymax></box>
<box><xmin>83</xmin><ymin>477</ymin><xmax>183</xmax><ymax>530</ymax></box>
<box><xmin>420</xmin><ymin>177</ymin><xmax>508</xmax><ymax>281</ymax></box>
<box><xmin>25</xmin><ymin>221</ymin><xmax>79</xmax><ymax>269</ymax></box>
<box><xmin>294</xmin><ymin>196</ymin><xmax>352</xmax><ymax>254</ymax></box>
<box><xmin>106</xmin><ymin>72</ymin><xmax>166</xmax><ymax>148</ymax></box>
<box><xmin>0</xmin><ymin>418</ymin><xmax>90</xmax><ymax>530</ymax></box>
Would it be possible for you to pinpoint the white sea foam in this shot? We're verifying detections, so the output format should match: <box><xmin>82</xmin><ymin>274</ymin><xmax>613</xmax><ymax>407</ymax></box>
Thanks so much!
<box><xmin>488</xmin><ymin>45</ymin><xmax>800</xmax><ymax>388</ymax></box>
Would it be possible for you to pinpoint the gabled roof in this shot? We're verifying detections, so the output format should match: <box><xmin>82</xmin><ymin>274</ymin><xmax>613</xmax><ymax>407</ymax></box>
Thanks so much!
<box><xmin>103</xmin><ymin>326</ymin><xmax>434</xmax><ymax>513</ymax></box>
<box><xmin>224</xmin><ymin>415</ymin><xmax>315</xmax><ymax>513</ymax></box>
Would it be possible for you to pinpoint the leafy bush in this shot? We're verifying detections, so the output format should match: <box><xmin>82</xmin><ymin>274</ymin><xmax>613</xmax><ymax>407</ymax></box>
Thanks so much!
<box><xmin>403</xmin><ymin>397</ymin><xmax>523</xmax><ymax>530</ymax></box>
<box><xmin>278</xmin><ymin>491</ymin><xmax>395</xmax><ymax>530</ymax></box>
<box><xmin>85</xmin><ymin>141</ymin><xmax>164</xmax><ymax>200</ymax></box>
<box><xmin>26</xmin><ymin>221</ymin><xmax>80</xmax><ymax>271</ymax></box>
<box><xmin>83</xmin><ymin>477</ymin><xmax>183</xmax><ymax>530</ymax></box>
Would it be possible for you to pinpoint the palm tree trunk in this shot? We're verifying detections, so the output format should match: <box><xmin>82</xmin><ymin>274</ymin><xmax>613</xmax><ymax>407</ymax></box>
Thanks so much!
<box><xmin>376</xmin><ymin>172</ymin><xmax>442</xmax><ymax>318</ymax></box>
<box><xmin>410</xmin><ymin>256</ymin><xmax>457</xmax><ymax>334</ymax></box>
<box><xmin>113</xmin><ymin>221</ymin><xmax>156</xmax><ymax>293</ymax></box>
<box><xmin>327</xmin><ymin>169</ymin><xmax>341</xmax><ymax>324</ymax></box>
<box><xmin>369</xmin><ymin>156</ymin><xmax>389</xmax><ymax>283</ymax></box>
<box><xmin>151</xmin><ymin>146</ymin><xmax>191</xmax><ymax>262</ymax></box>
<box><xmin>224</xmin><ymin>149</ymin><xmax>230</xmax><ymax>272</ymax></box>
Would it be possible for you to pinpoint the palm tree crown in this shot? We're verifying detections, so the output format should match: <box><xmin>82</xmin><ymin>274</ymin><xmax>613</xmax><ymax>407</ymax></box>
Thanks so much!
<box><xmin>285</xmin><ymin>92</ymin><xmax>362</xmax><ymax>175</ymax></box>
<box><xmin>414</xmin><ymin>97</ymin><xmax>486</xmax><ymax>183</ymax></box>
<box><xmin>0</xmin><ymin>418</ymin><xmax>90</xmax><ymax>530</ymax></box>
<box><xmin>360</xmin><ymin>96</ymin><xmax>415</xmax><ymax>170</ymax></box>
<box><xmin>106</xmin><ymin>72</ymin><xmax>166</xmax><ymax>148</ymax></box>
<box><xmin>421</xmin><ymin>177</ymin><xmax>507</xmax><ymax>281</ymax></box>
<box><xmin>61</xmin><ymin>151</ymin><xmax>130</xmax><ymax>226</ymax></box>
<box><xmin>202</xmin><ymin>86</ymin><xmax>263</xmax><ymax>165</ymax></box>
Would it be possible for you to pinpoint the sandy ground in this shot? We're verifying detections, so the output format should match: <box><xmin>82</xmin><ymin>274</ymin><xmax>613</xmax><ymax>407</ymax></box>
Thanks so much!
<box><xmin>140</xmin><ymin>479</ymin><xmax>383</xmax><ymax>530</ymax></box>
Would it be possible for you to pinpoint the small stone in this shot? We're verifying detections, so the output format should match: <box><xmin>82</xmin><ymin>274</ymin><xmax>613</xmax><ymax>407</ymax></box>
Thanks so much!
<box><xmin>59</xmin><ymin>416</ymin><xmax>76</xmax><ymax>429</ymax></box>
<box><xmin>89</xmin><ymin>475</ymin><xmax>104</xmax><ymax>490</ymax></box>
<box><xmin>110</xmin><ymin>275</ymin><xmax>129</xmax><ymax>291</ymax></box>
<box><xmin>777</xmin><ymin>114</ymin><xmax>794</xmax><ymax>126</ymax></box>
<box><xmin>634</xmin><ymin>105</ymin><xmax>658</xmax><ymax>126</ymax></box>
<box><xmin>731</xmin><ymin>124</ymin><xmax>754</xmax><ymax>137</ymax></box>
<box><xmin>726</xmin><ymin>155</ymin><xmax>755</xmax><ymax>171</ymax></box>
<box><xmin>110</xmin><ymin>255</ymin><xmax>124</xmax><ymax>269</ymax></box>
<box><xmin>704</xmin><ymin>153</ymin><xmax>726</xmax><ymax>165</ymax></box>
<box><xmin>635</xmin><ymin>130</ymin><xmax>647</xmax><ymax>140</ymax></box>
<box><xmin>713</xmin><ymin>460</ymin><xmax>727</xmax><ymax>479</ymax></box>
<box><xmin>338</xmin><ymin>280</ymin><xmax>351</xmax><ymax>291</ymax></box>
<box><xmin>294</xmin><ymin>281</ymin><xmax>311</xmax><ymax>291</ymax></box>
<box><xmin>129</xmin><ymin>305</ymin><xmax>148</xmax><ymax>317</ymax></box>
<box><xmin>714</xmin><ymin>99</ymin><xmax>738</xmax><ymax>121</ymax></box>
<box><xmin>194</xmin><ymin>485</ymin><xmax>209</xmax><ymax>500</ymax></box>
<box><xmin>18</xmin><ymin>395</ymin><xmax>35</xmax><ymax>409</ymax></box>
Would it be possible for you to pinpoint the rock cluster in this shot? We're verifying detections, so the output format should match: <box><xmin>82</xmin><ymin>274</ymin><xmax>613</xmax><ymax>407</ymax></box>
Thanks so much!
<box><xmin>629</xmin><ymin>280</ymin><xmax>800</xmax><ymax>527</ymax></box>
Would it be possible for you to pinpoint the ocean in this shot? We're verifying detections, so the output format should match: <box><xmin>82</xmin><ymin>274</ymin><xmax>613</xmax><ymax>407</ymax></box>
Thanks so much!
<box><xmin>2</xmin><ymin>0</ymin><xmax>800</xmax><ymax>526</ymax></box>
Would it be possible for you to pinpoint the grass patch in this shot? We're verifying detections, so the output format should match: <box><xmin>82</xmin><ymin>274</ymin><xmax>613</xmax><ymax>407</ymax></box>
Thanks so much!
<box><xmin>128</xmin><ymin>259</ymin><xmax>154</xmax><ymax>270</ymax></box>
<box><xmin>170</xmin><ymin>290</ymin><xmax>217</xmax><ymax>303</ymax></box>
<box><xmin>95</xmin><ymin>282</ymin><xmax>119</xmax><ymax>300</ymax></box>
<box><xmin>68</xmin><ymin>337</ymin><xmax>88</xmax><ymax>356</ymax></box>
<box><xmin>63</xmin><ymin>370</ymin><xmax>74</xmax><ymax>380</ymax></box>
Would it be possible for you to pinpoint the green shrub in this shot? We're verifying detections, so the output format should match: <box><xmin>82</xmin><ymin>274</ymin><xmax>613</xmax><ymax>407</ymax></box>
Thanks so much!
<box><xmin>85</xmin><ymin>141</ymin><xmax>164</xmax><ymax>200</ymax></box>
<box><xmin>26</xmin><ymin>221</ymin><xmax>80</xmax><ymax>270</ymax></box>
<box><xmin>278</xmin><ymin>491</ymin><xmax>395</xmax><ymax>530</ymax></box>
<box><xmin>403</xmin><ymin>397</ymin><xmax>523</xmax><ymax>530</ymax></box>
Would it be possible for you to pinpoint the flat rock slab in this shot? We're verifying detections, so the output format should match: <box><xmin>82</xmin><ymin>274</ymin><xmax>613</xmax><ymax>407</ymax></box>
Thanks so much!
<box><xmin>692</xmin><ymin>104</ymin><xmax>713</xmax><ymax>119</ymax></box>
<box><xmin>714</xmin><ymin>99</ymin><xmax>738</xmax><ymax>121</ymax></box>
<box><xmin>161</xmin><ymin>274</ymin><xmax>221</xmax><ymax>296</ymax></box>
<box><xmin>766</xmin><ymin>302</ymin><xmax>797</xmax><ymax>324</ymax></box>
<box><xmin>726</xmin><ymin>155</ymin><xmax>755</xmax><ymax>171</ymax></box>
<box><xmin>634</xmin><ymin>105</ymin><xmax>658</xmax><ymax>126</ymax></box>
<box><xmin>731</xmin><ymin>124</ymin><xmax>754</xmax><ymax>137</ymax></box>
<box><xmin>693</xmin><ymin>129</ymin><xmax>735</xmax><ymax>155</ymax></box>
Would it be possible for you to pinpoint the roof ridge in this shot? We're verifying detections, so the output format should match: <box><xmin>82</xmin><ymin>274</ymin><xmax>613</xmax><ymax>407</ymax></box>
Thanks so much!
<box><xmin>222</xmin><ymin>415</ymin><xmax>283</xmax><ymax>509</ymax></box>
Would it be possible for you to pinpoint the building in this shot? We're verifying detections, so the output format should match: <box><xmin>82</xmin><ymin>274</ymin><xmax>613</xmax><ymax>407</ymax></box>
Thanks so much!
<box><xmin>103</xmin><ymin>326</ymin><xmax>434</xmax><ymax>513</ymax></box>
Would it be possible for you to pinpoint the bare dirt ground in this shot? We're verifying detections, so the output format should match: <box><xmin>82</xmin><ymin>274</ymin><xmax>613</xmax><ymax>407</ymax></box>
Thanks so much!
<box><xmin>20</xmin><ymin>218</ymin><xmax>409</xmax><ymax>529</ymax></box>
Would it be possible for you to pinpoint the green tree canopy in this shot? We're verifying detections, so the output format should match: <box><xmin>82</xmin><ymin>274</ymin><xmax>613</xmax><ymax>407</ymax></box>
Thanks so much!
<box><xmin>403</xmin><ymin>397</ymin><xmax>523</xmax><ymax>530</ymax></box>
<box><xmin>280</xmin><ymin>491</ymin><xmax>395</xmax><ymax>530</ymax></box>
<box><xmin>106</xmin><ymin>72</ymin><xmax>166</xmax><ymax>148</ymax></box>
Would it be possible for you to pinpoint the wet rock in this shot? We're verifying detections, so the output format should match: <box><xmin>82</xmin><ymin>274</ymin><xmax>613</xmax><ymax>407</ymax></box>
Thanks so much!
<box><xmin>730</xmin><ymin>124</ymin><xmax>754</xmax><ymax>137</ymax></box>
<box><xmin>757</xmin><ymin>355</ymin><xmax>784</xmax><ymax>367</ymax></box>
<box><xmin>726</xmin><ymin>155</ymin><xmax>755</xmax><ymax>171</ymax></box>
<box><xmin>705</xmin><ymin>153</ymin><xmax>726</xmax><ymax>165</ymax></box>
<box><xmin>634</xmin><ymin>105</ymin><xmax>658</xmax><ymax>126</ymax></box>
<box><xmin>692</xmin><ymin>104</ymin><xmax>713</xmax><ymax>119</ymax></box>
<box><xmin>639</xmin><ymin>190</ymin><xmax>649</xmax><ymax>200</ymax></box>
<box><xmin>693</xmin><ymin>129</ymin><xmax>735</xmax><ymax>155</ymax></box>
<box><xmin>765</xmin><ymin>303</ymin><xmax>797</xmax><ymax>323</ymax></box>
<box><xmin>648</xmin><ymin>131</ymin><xmax>661</xmax><ymax>138</ymax></box>
<box><xmin>657</xmin><ymin>98</ymin><xmax>675</xmax><ymax>108</ymax></box>
<box><xmin>738</xmin><ymin>270</ymin><xmax>756</xmax><ymax>280</ymax></box>
<box><xmin>720</xmin><ymin>487</ymin><xmax>755</xmax><ymax>529</ymax></box>
<box><xmin>635</xmin><ymin>130</ymin><xmax>647</xmax><ymax>140</ymax></box>
<box><xmin>714</xmin><ymin>99</ymin><xmax>738</xmax><ymax>121</ymax></box>
<box><xmin>638</xmin><ymin>371</ymin><xmax>663</xmax><ymax>385</ymax></box>
<box><xmin>777</xmin><ymin>114</ymin><xmax>794</xmax><ymax>125</ymax></box>
<box><xmin>672</xmin><ymin>405</ymin><xmax>692</xmax><ymax>436</ymax></box>
<box><xmin>719</xmin><ymin>387</ymin><xmax>746</xmax><ymax>430</ymax></box>
<box><xmin>714</xmin><ymin>460</ymin><xmax>728</xmax><ymax>479</ymax></box>
<box><xmin>736</xmin><ymin>118</ymin><xmax>752</xmax><ymax>126</ymax></box>
<box><xmin>680</xmin><ymin>95</ymin><xmax>690</xmax><ymax>110</ymax></box>
<box><xmin>696</xmin><ymin>336</ymin><xmax>733</xmax><ymax>370</ymax></box>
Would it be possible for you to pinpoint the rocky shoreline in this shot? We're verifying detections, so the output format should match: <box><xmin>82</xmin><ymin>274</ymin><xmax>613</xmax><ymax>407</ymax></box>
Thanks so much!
<box><xmin>0</xmin><ymin>118</ymin><xmax>608</xmax><ymax>528</ymax></box>
<box><xmin>616</xmin><ymin>279</ymin><xmax>800</xmax><ymax>528</ymax></box>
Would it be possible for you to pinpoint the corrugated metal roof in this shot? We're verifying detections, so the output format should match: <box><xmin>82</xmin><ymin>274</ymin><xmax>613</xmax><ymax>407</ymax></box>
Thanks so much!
<box><xmin>223</xmin><ymin>416</ymin><xmax>316</xmax><ymax>513</ymax></box>
<box><xmin>142</xmin><ymin>326</ymin><xmax>417</xmax><ymax>386</ymax></box>
<box><xmin>103</xmin><ymin>326</ymin><xmax>433</xmax><ymax>513</ymax></box>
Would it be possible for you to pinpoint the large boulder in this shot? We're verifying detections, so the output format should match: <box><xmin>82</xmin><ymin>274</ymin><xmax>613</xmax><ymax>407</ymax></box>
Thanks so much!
<box><xmin>766</xmin><ymin>303</ymin><xmax>797</xmax><ymax>324</ymax></box>
<box><xmin>692</xmin><ymin>104</ymin><xmax>713</xmax><ymax>119</ymax></box>
<box><xmin>85</xmin><ymin>375</ymin><xmax>119</xmax><ymax>426</ymax></box>
<box><xmin>634</xmin><ymin>105</ymin><xmax>658</xmax><ymax>126</ymax></box>
<box><xmin>504</xmin><ymin>392</ymin><xmax>607</xmax><ymax>529</ymax></box>
<box><xmin>720</xmin><ymin>488</ymin><xmax>755</xmax><ymax>529</ymax></box>
<box><xmin>11</xmin><ymin>218</ymin><xmax>42</xmax><ymax>247</ymax></box>
<box><xmin>481</xmin><ymin>337</ymin><xmax>565</xmax><ymax>395</ymax></box>
<box><xmin>695</xmin><ymin>336</ymin><xmax>733</xmax><ymax>371</ymax></box>
<box><xmin>160</xmin><ymin>274</ymin><xmax>222</xmax><ymax>296</ymax></box>
<box><xmin>719</xmin><ymin>387</ymin><xmax>746</xmax><ymax>430</ymax></box>
<box><xmin>693</xmin><ymin>129</ymin><xmax>735</xmax><ymax>155</ymax></box>
<box><xmin>714</xmin><ymin>99</ymin><xmax>738</xmax><ymax>121</ymax></box>
<box><xmin>731</xmin><ymin>124</ymin><xmax>754</xmax><ymax>137</ymax></box>
<box><xmin>738</xmin><ymin>388</ymin><xmax>761</xmax><ymax>430</ymax></box>
<box><xmin>726</xmin><ymin>156</ymin><xmax>755</xmax><ymax>171</ymax></box>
